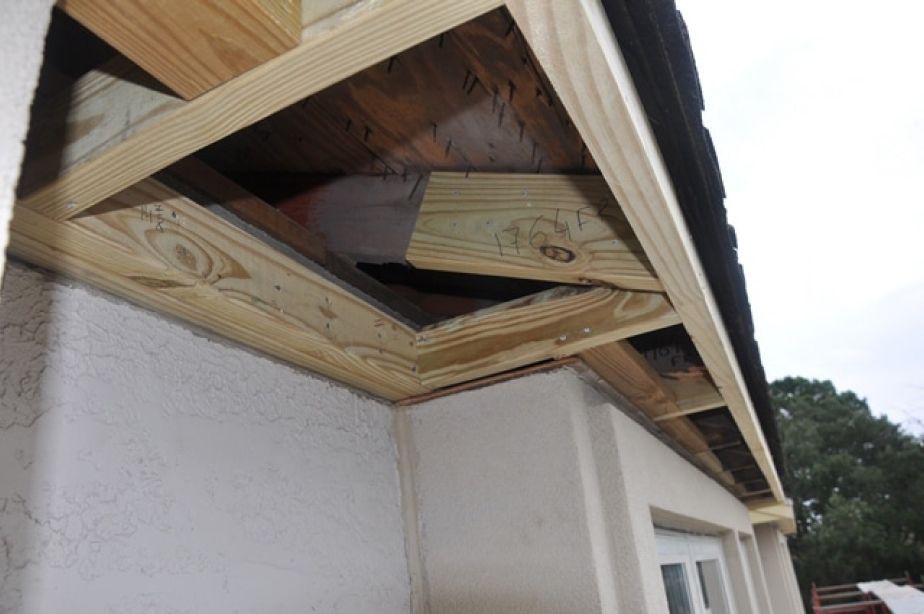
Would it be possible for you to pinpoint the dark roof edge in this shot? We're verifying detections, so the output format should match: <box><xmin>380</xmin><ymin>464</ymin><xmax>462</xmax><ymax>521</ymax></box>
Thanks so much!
<box><xmin>599</xmin><ymin>0</ymin><xmax>785</xmax><ymax>475</ymax></box>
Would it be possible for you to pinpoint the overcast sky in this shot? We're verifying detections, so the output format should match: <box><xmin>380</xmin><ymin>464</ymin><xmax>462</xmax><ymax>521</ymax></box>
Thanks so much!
<box><xmin>674</xmin><ymin>0</ymin><xmax>924</xmax><ymax>434</ymax></box>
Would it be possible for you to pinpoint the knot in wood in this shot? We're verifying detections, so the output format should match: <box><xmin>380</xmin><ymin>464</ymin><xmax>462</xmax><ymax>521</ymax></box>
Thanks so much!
<box><xmin>540</xmin><ymin>244</ymin><xmax>576</xmax><ymax>263</ymax></box>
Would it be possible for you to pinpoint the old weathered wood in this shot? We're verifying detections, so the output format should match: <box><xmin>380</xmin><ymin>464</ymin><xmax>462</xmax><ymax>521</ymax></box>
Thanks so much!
<box><xmin>201</xmin><ymin>8</ymin><xmax>591</xmax><ymax>176</ymax></box>
<box><xmin>407</xmin><ymin>172</ymin><xmax>660</xmax><ymax>291</ymax></box>
<box><xmin>8</xmin><ymin>179</ymin><xmax>425</xmax><ymax>400</ymax></box>
<box><xmin>417</xmin><ymin>286</ymin><xmax>680</xmax><ymax>388</ymax></box>
<box><xmin>506</xmin><ymin>0</ymin><xmax>785</xmax><ymax>501</ymax></box>
<box><xmin>269</xmin><ymin>173</ymin><xmax>430</xmax><ymax>264</ymax></box>
<box><xmin>59</xmin><ymin>0</ymin><xmax>301</xmax><ymax>99</ymax></box>
<box><xmin>165</xmin><ymin>158</ymin><xmax>328</xmax><ymax>265</ymax></box>
<box><xmin>19</xmin><ymin>0</ymin><xmax>503</xmax><ymax>221</ymax></box>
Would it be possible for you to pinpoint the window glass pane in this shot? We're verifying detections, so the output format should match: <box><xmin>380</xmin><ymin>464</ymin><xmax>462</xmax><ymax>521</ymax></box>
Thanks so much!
<box><xmin>697</xmin><ymin>559</ymin><xmax>731</xmax><ymax>614</ymax></box>
<box><xmin>661</xmin><ymin>563</ymin><xmax>694</xmax><ymax>614</ymax></box>
<box><xmin>697</xmin><ymin>561</ymin><xmax>710</xmax><ymax>609</ymax></box>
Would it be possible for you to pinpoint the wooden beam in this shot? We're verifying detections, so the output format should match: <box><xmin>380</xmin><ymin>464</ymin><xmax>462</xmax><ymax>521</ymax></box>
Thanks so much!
<box><xmin>582</xmin><ymin>340</ymin><xmax>724</xmax><ymax>425</ymax></box>
<box><xmin>271</xmin><ymin>173</ymin><xmax>430</xmax><ymax>264</ymax></box>
<box><xmin>653</xmin><ymin>375</ymin><xmax>726</xmax><ymax>422</ymax></box>
<box><xmin>19</xmin><ymin>0</ymin><xmax>503</xmax><ymax>221</ymax></box>
<box><xmin>8</xmin><ymin>179</ymin><xmax>426</xmax><ymax>401</ymax></box>
<box><xmin>162</xmin><ymin>158</ymin><xmax>438</xmax><ymax>326</ymax></box>
<box><xmin>580</xmin><ymin>341</ymin><xmax>739</xmax><ymax>491</ymax></box>
<box><xmin>406</xmin><ymin>172</ymin><xmax>661</xmax><ymax>291</ymax></box>
<box><xmin>505</xmin><ymin>0</ymin><xmax>785</xmax><ymax>502</ymax></box>
<box><xmin>396</xmin><ymin>357</ymin><xmax>580</xmax><ymax>407</ymax></box>
<box><xmin>671</xmin><ymin>378</ymin><xmax>726</xmax><ymax>414</ymax></box>
<box><xmin>580</xmin><ymin>340</ymin><xmax>677</xmax><ymax>419</ymax></box>
<box><xmin>59</xmin><ymin>0</ymin><xmax>301</xmax><ymax>100</ymax></box>
<box><xmin>416</xmin><ymin>286</ymin><xmax>679</xmax><ymax>389</ymax></box>
<box><xmin>748</xmin><ymin>499</ymin><xmax>796</xmax><ymax>535</ymax></box>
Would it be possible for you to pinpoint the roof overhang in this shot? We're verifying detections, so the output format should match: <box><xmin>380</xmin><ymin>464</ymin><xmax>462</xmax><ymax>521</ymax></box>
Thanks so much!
<box><xmin>10</xmin><ymin>0</ymin><xmax>788</xmax><ymax>513</ymax></box>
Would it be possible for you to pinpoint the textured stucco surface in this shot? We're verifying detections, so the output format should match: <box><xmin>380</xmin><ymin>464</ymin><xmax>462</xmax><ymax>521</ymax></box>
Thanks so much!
<box><xmin>402</xmin><ymin>369</ymin><xmax>772</xmax><ymax>614</ymax></box>
<box><xmin>401</xmin><ymin>372</ymin><xmax>610</xmax><ymax>614</ymax></box>
<box><xmin>0</xmin><ymin>1</ymin><xmax>55</xmax><ymax>280</ymax></box>
<box><xmin>755</xmin><ymin>524</ymin><xmax>804</xmax><ymax>614</ymax></box>
<box><xmin>0</xmin><ymin>261</ymin><xmax>411</xmax><ymax>613</ymax></box>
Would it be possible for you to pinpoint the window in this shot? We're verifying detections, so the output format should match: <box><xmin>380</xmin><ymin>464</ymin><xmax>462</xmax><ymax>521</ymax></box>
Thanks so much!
<box><xmin>657</xmin><ymin>530</ymin><xmax>735</xmax><ymax>614</ymax></box>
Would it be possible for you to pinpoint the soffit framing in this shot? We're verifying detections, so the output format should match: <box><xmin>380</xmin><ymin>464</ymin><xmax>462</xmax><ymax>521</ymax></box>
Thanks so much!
<box><xmin>10</xmin><ymin>0</ymin><xmax>787</xmax><ymax>517</ymax></box>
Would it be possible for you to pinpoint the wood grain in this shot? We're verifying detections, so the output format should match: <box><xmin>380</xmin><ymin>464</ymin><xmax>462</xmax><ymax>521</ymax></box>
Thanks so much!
<box><xmin>581</xmin><ymin>340</ymin><xmax>738</xmax><ymax>491</ymax></box>
<box><xmin>506</xmin><ymin>0</ymin><xmax>785</xmax><ymax>501</ymax></box>
<box><xmin>406</xmin><ymin>172</ymin><xmax>660</xmax><ymax>291</ymax></box>
<box><xmin>655</xmin><ymin>373</ymin><xmax>726</xmax><ymax>421</ymax></box>
<box><xmin>162</xmin><ymin>158</ymin><xmax>437</xmax><ymax>325</ymax></box>
<box><xmin>580</xmin><ymin>340</ymin><xmax>677</xmax><ymax>418</ymax></box>
<box><xmin>8</xmin><ymin>179</ymin><xmax>426</xmax><ymax>400</ymax></box>
<box><xmin>18</xmin><ymin>57</ymin><xmax>183</xmax><ymax>197</ymax></box>
<box><xmin>201</xmin><ymin>8</ymin><xmax>592</xmax><ymax>176</ymax></box>
<box><xmin>59</xmin><ymin>0</ymin><xmax>301</xmax><ymax>100</ymax></box>
<box><xmin>416</xmin><ymin>286</ymin><xmax>680</xmax><ymax>388</ymax></box>
<box><xmin>20</xmin><ymin>0</ymin><xmax>503</xmax><ymax>220</ymax></box>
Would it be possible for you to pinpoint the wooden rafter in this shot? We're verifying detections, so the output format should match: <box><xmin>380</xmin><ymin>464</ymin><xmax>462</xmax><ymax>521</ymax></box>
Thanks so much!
<box><xmin>406</xmin><ymin>172</ymin><xmax>661</xmax><ymax>291</ymax></box>
<box><xmin>416</xmin><ymin>286</ymin><xmax>680</xmax><ymax>389</ymax></box>
<box><xmin>59</xmin><ymin>0</ymin><xmax>302</xmax><ymax>99</ymax></box>
<box><xmin>18</xmin><ymin>0</ymin><xmax>503</xmax><ymax>221</ymax></box>
<box><xmin>505</xmin><ymin>0</ymin><xmax>785</xmax><ymax>502</ymax></box>
<box><xmin>580</xmin><ymin>341</ymin><xmax>739</xmax><ymax>492</ymax></box>
<box><xmin>8</xmin><ymin>179</ymin><xmax>425</xmax><ymax>400</ymax></box>
<box><xmin>162</xmin><ymin>158</ymin><xmax>437</xmax><ymax>325</ymax></box>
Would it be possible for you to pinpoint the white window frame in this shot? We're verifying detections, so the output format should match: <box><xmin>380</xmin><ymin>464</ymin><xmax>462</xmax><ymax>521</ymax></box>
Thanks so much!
<box><xmin>656</xmin><ymin>529</ymin><xmax>737</xmax><ymax>614</ymax></box>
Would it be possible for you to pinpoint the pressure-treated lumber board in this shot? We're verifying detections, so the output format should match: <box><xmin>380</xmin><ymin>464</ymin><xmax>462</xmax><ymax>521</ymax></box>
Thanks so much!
<box><xmin>505</xmin><ymin>0</ymin><xmax>785</xmax><ymax>502</ymax></box>
<box><xmin>580</xmin><ymin>340</ymin><xmax>677</xmax><ymax>419</ymax></box>
<box><xmin>19</xmin><ymin>0</ymin><xmax>503</xmax><ymax>221</ymax></box>
<box><xmin>301</xmin><ymin>0</ymin><xmax>359</xmax><ymax>29</ymax></box>
<box><xmin>59</xmin><ymin>0</ymin><xmax>301</xmax><ymax>100</ymax></box>
<box><xmin>416</xmin><ymin>286</ymin><xmax>680</xmax><ymax>388</ymax></box>
<box><xmin>7</xmin><ymin>179</ymin><xmax>425</xmax><ymax>400</ymax></box>
<box><xmin>17</xmin><ymin>57</ymin><xmax>184</xmax><ymax>197</ymax></box>
<box><xmin>406</xmin><ymin>172</ymin><xmax>661</xmax><ymax>291</ymax></box>
<box><xmin>162</xmin><ymin>158</ymin><xmax>438</xmax><ymax>326</ymax></box>
<box><xmin>654</xmin><ymin>375</ymin><xmax>726</xmax><ymax>422</ymax></box>
<box><xmin>748</xmin><ymin>499</ymin><xmax>796</xmax><ymax>535</ymax></box>
<box><xmin>580</xmin><ymin>341</ymin><xmax>739</xmax><ymax>491</ymax></box>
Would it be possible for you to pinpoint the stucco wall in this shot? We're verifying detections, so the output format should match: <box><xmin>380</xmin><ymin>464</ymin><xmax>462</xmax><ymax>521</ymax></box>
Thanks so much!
<box><xmin>0</xmin><ymin>1</ymin><xmax>55</xmax><ymax>280</ymax></box>
<box><xmin>401</xmin><ymin>369</ymin><xmax>769</xmax><ymax>613</ymax></box>
<box><xmin>755</xmin><ymin>524</ymin><xmax>804</xmax><ymax>614</ymax></box>
<box><xmin>0</xmin><ymin>261</ymin><xmax>412</xmax><ymax>613</ymax></box>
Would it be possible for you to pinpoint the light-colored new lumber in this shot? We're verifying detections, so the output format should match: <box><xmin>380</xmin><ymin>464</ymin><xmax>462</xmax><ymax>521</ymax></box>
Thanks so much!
<box><xmin>8</xmin><ymin>179</ymin><xmax>425</xmax><ymax>401</ymax></box>
<box><xmin>505</xmin><ymin>0</ymin><xmax>785</xmax><ymax>502</ymax></box>
<box><xmin>59</xmin><ymin>0</ymin><xmax>302</xmax><ymax>100</ymax></box>
<box><xmin>416</xmin><ymin>286</ymin><xmax>680</xmax><ymax>389</ymax></box>
<box><xmin>580</xmin><ymin>341</ymin><xmax>739</xmax><ymax>491</ymax></box>
<box><xmin>19</xmin><ymin>0</ymin><xmax>503</xmax><ymax>221</ymax></box>
<box><xmin>748</xmin><ymin>499</ymin><xmax>796</xmax><ymax>535</ymax></box>
<box><xmin>406</xmin><ymin>172</ymin><xmax>661</xmax><ymax>291</ymax></box>
<box><xmin>654</xmin><ymin>375</ymin><xmax>726</xmax><ymax>422</ymax></box>
<box><xmin>580</xmin><ymin>340</ymin><xmax>677</xmax><ymax>419</ymax></box>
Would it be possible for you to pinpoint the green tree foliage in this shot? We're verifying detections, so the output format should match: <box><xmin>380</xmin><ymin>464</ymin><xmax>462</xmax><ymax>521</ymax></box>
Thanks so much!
<box><xmin>771</xmin><ymin>377</ymin><xmax>924</xmax><ymax>598</ymax></box>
